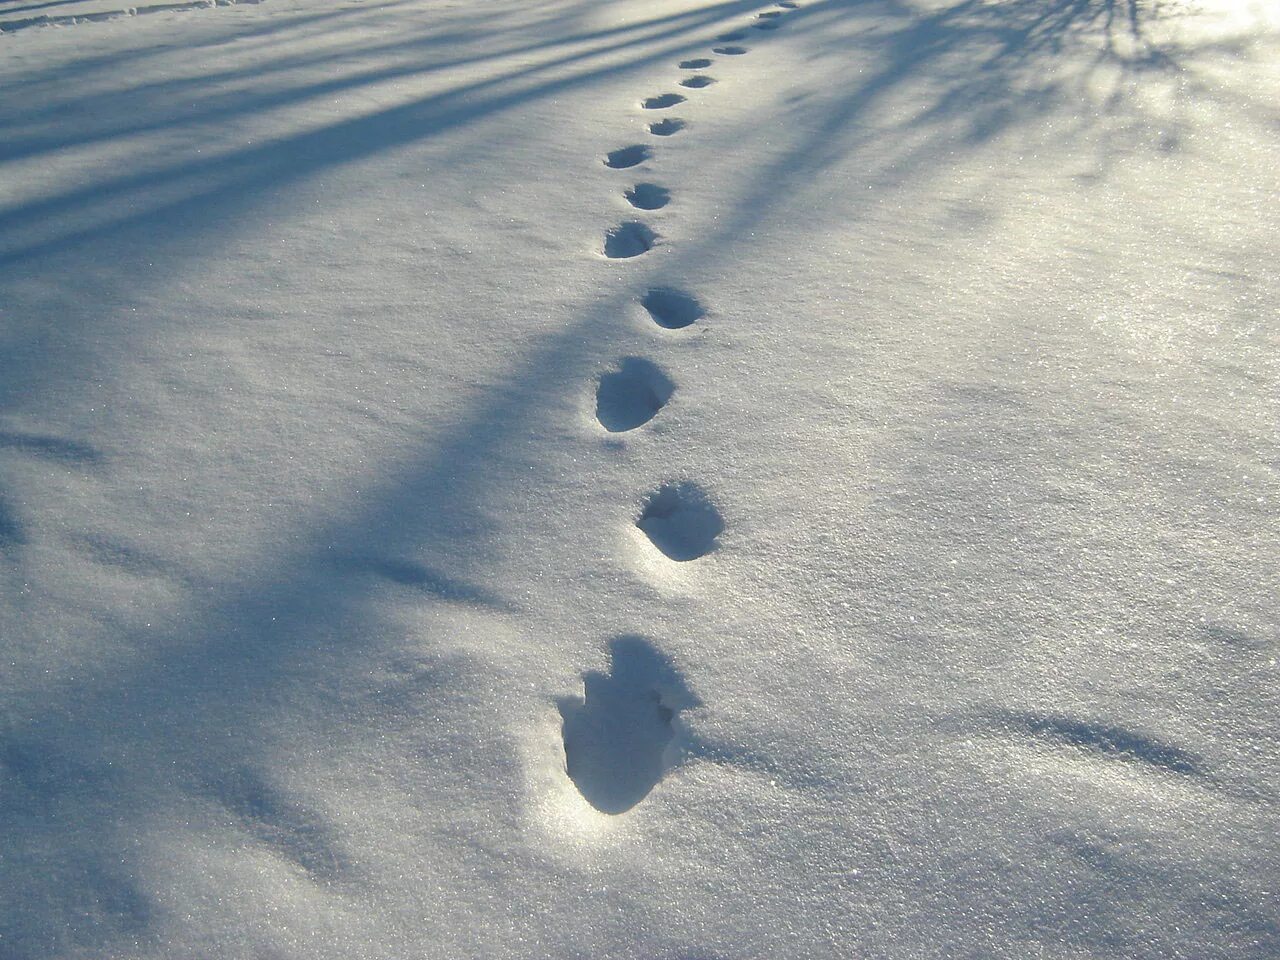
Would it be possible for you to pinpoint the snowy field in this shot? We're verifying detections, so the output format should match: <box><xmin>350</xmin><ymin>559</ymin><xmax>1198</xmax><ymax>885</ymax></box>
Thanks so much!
<box><xmin>1</xmin><ymin>0</ymin><xmax>1277</xmax><ymax>956</ymax></box>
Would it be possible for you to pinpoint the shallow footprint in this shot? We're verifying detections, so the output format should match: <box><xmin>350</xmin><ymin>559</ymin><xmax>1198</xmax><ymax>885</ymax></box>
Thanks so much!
<box><xmin>649</xmin><ymin>118</ymin><xmax>686</xmax><ymax>136</ymax></box>
<box><xmin>753</xmin><ymin>19</ymin><xmax>780</xmax><ymax>29</ymax></box>
<box><xmin>641</xmin><ymin>287</ymin><xmax>704</xmax><ymax>329</ymax></box>
<box><xmin>625</xmin><ymin>183</ymin><xmax>670</xmax><ymax>210</ymax></box>
<box><xmin>559</xmin><ymin>636</ymin><xmax>698</xmax><ymax>814</ymax></box>
<box><xmin>778</xmin><ymin>0</ymin><xmax>798</xmax><ymax>6</ymax></box>
<box><xmin>679</xmin><ymin>57</ymin><xmax>713</xmax><ymax>69</ymax></box>
<box><xmin>713</xmin><ymin>45</ymin><xmax>747</xmax><ymax>55</ymax></box>
<box><xmin>643</xmin><ymin>93</ymin><xmax>686</xmax><ymax>110</ymax></box>
<box><xmin>596</xmin><ymin>357</ymin><xmax>674</xmax><ymax>432</ymax></box>
<box><xmin>679</xmin><ymin>75</ymin><xmax>716</xmax><ymax>89</ymax></box>
<box><xmin>604</xmin><ymin>144</ymin><xmax>651</xmax><ymax>169</ymax></box>
<box><xmin>604</xmin><ymin>222</ymin><xmax>658</xmax><ymax>259</ymax></box>
<box><xmin>757</xmin><ymin>9</ymin><xmax>783</xmax><ymax>17</ymax></box>
<box><xmin>637</xmin><ymin>482</ymin><xmax>723</xmax><ymax>561</ymax></box>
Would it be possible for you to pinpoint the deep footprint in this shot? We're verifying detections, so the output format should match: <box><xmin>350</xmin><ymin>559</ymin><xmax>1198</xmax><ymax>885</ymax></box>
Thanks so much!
<box><xmin>637</xmin><ymin>482</ymin><xmax>724</xmax><ymax>561</ymax></box>
<box><xmin>679</xmin><ymin>75</ymin><xmax>716</xmax><ymax>89</ymax></box>
<box><xmin>596</xmin><ymin>357</ymin><xmax>674</xmax><ymax>432</ymax></box>
<box><xmin>642</xmin><ymin>93</ymin><xmax>686</xmax><ymax>109</ymax></box>
<box><xmin>559</xmin><ymin>636</ymin><xmax>698</xmax><ymax>815</ymax></box>
<box><xmin>604</xmin><ymin>144</ymin><xmax>651</xmax><ymax>169</ymax></box>
<box><xmin>679</xmin><ymin>57</ymin><xmax>713</xmax><ymax>69</ymax></box>
<box><xmin>604</xmin><ymin>222</ymin><xmax>658</xmax><ymax>259</ymax></box>
<box><xmin>641</xmin><ymin>287</ymin><xmax>704</xmax><ymax>329</ymax></box>
<box><xmin>713</xmin><ymin>45</ymin><xmax>747</xmax><ymax>55</ymax></box>
<box><xmin>649</xmin><ymin>118</ymin><xmax>686</xmax><ymax>136</ymax></box>
<box><xmin>624</xmin><ymin>183</ymin><xmax>670</xmax><ymax>210</ymax></box>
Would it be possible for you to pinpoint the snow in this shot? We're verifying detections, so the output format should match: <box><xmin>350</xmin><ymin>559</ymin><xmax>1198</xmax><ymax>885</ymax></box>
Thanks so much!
<box><xmin>1</xmin><ymin>0</ymin><xmax>1277</xmax><ymax>956</ymax></box>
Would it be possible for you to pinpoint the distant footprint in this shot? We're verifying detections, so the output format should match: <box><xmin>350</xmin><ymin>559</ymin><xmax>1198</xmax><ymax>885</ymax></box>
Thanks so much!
<box><xmin>679</xmin><ymin>75</ymin><xmax>716</xmax><ymax>89</ymax></box>
<box><xmin>641</xmin><ymin>287</ymin><xmax>704</xmax><ymax>329</ymax></box>
<box><xmin>596</xmin><ymin>357</ymin><xmax>675</xmax><ymax>432</ymax></box>
<box><xmin>559</xmin><ymin>636</ymin><xmax>698</xmax><ymax>814</ymax></box>
<box><xmin>642</xmin><ymin>93</ymin><xmax>686</xmax><ymax>110</ymax></box>
<box><xmin>679</xmin><ymin>58</ymin><xmax>713</xmax><ymax>69</ymax></box>
<box><xmin>603</xmin><ymin>222</ymin><xmax>658</xmax><ymax>259</ymax></box>
<box><xmin>753</xmin><ymin>19</ymin><xmax>780</xmax><ymax>29</ymax></box>
<box><xmin>637</xmin><ymin>482</ymin><xmax>723</xmax><ymax>561</ymax></box>
<box><xmin>778</xmin><ymin>0</ymin><xmax>798</xmax><ymax>6</ymax></box>
<box><xmin>757</xmin><ymin>9</ymin><xmax>784</xmax><ymax>17</ymax></box>
<box><xmin>712</xmin><ymin>45</ymin><xmax>747</xmax><ymax>55</ymax></box>
<box><xmin>604</xmin><ymin>144</ymin><xmax>651</xmax><ymax>169</ymax></box>
<box><xmin>624</xmin><ymin>183</ymin><xmax>670</xmax><ymax>210</ymax></box>
<box><xmin>716</xmin><ymin>31</ymin><xmax>746</xmax><ymax>40</ymax></box>
<box><xmin>649</xmin><ymin>118</ymin><xmax>686</xmax><ymax>137</ymax></box>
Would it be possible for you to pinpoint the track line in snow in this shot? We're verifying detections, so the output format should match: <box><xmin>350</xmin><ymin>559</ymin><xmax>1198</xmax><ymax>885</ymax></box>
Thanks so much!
<box><xmin>0</xmin><ymin>0</ymin><xmax>262</xmax><ymax>34</ymax></box>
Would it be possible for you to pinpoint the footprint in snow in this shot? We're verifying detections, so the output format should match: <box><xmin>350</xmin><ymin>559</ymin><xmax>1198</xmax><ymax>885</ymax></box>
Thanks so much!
<box><xmin>604</xmin><ymin>144</ymin><xmax>650</xmax><ymax>169</ymax></box>
<box><xmin>643</xmin><ymin>93</ymin><xmax>686</xmax><ymax>110</ymax></box>
<box><xmin>753</xmin><ymin>19</ymin><xmax>781</xmax><ymax>29</ymax></box>
<box><xmin>625</xmin><ymin>183</ymin><xmax>670</xmax><ymax>210</ymax></box>
<box><xmin>679</xmin><ymin>58</ymin><xmax>713</xmax><ymax>69</ymax></box>
<box><xmin>649</xmin><ymin>118</ymin><xmax>686</xmax><ymax>136</ymax></box>
<box><xmin>603</xmin><ymin>221</ymin><xmax>658</xmax><ymax>259</ymax></box>
<box><xmin>679</xmin><ymin>75</ymin><xmax>716</xmax><ymax>89</ymax></box>
<box><xmin>757</xmin><ymin>9</ymin><xmax>784</xmax><ymax>17</ymax></box>
<box><xmin>637</xmin><ymin>481</ymin><xmax>723</xmax><ymax>561</ymax></box>
<box><xmin>641</xmin><ymin>287</ymin><xmax>704</xmax><ymax>329</ymax></box>
<box><xmin>716</xmin><ymin>31</ymin><xmax>746</xmax><ymax>40</ymax></box>
<box><xmin>596</xmin><ymin>357</ymin><xmax>674</xmax><ymax>432</ymax></box>
<box><xmin>713</xmin><ymin>45</ymin><xmax>747</xmax><ymax>55</ymax></box>
<box><xmin>559</xmin><ymin>636</ymin><xmax>698</xmax><ymax>814</ymax></box>
<box><xmin>778</xmin><ymin>0</ymin><xmax>799</xmax><ymax>6</ymax></box>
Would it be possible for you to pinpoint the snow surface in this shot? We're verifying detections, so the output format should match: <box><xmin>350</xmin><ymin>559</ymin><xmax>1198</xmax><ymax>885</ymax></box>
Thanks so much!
<box><xmin>1</xmin><ymin>0</ymin><xmax>1278</xmax><ymax>956</ymax></box>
